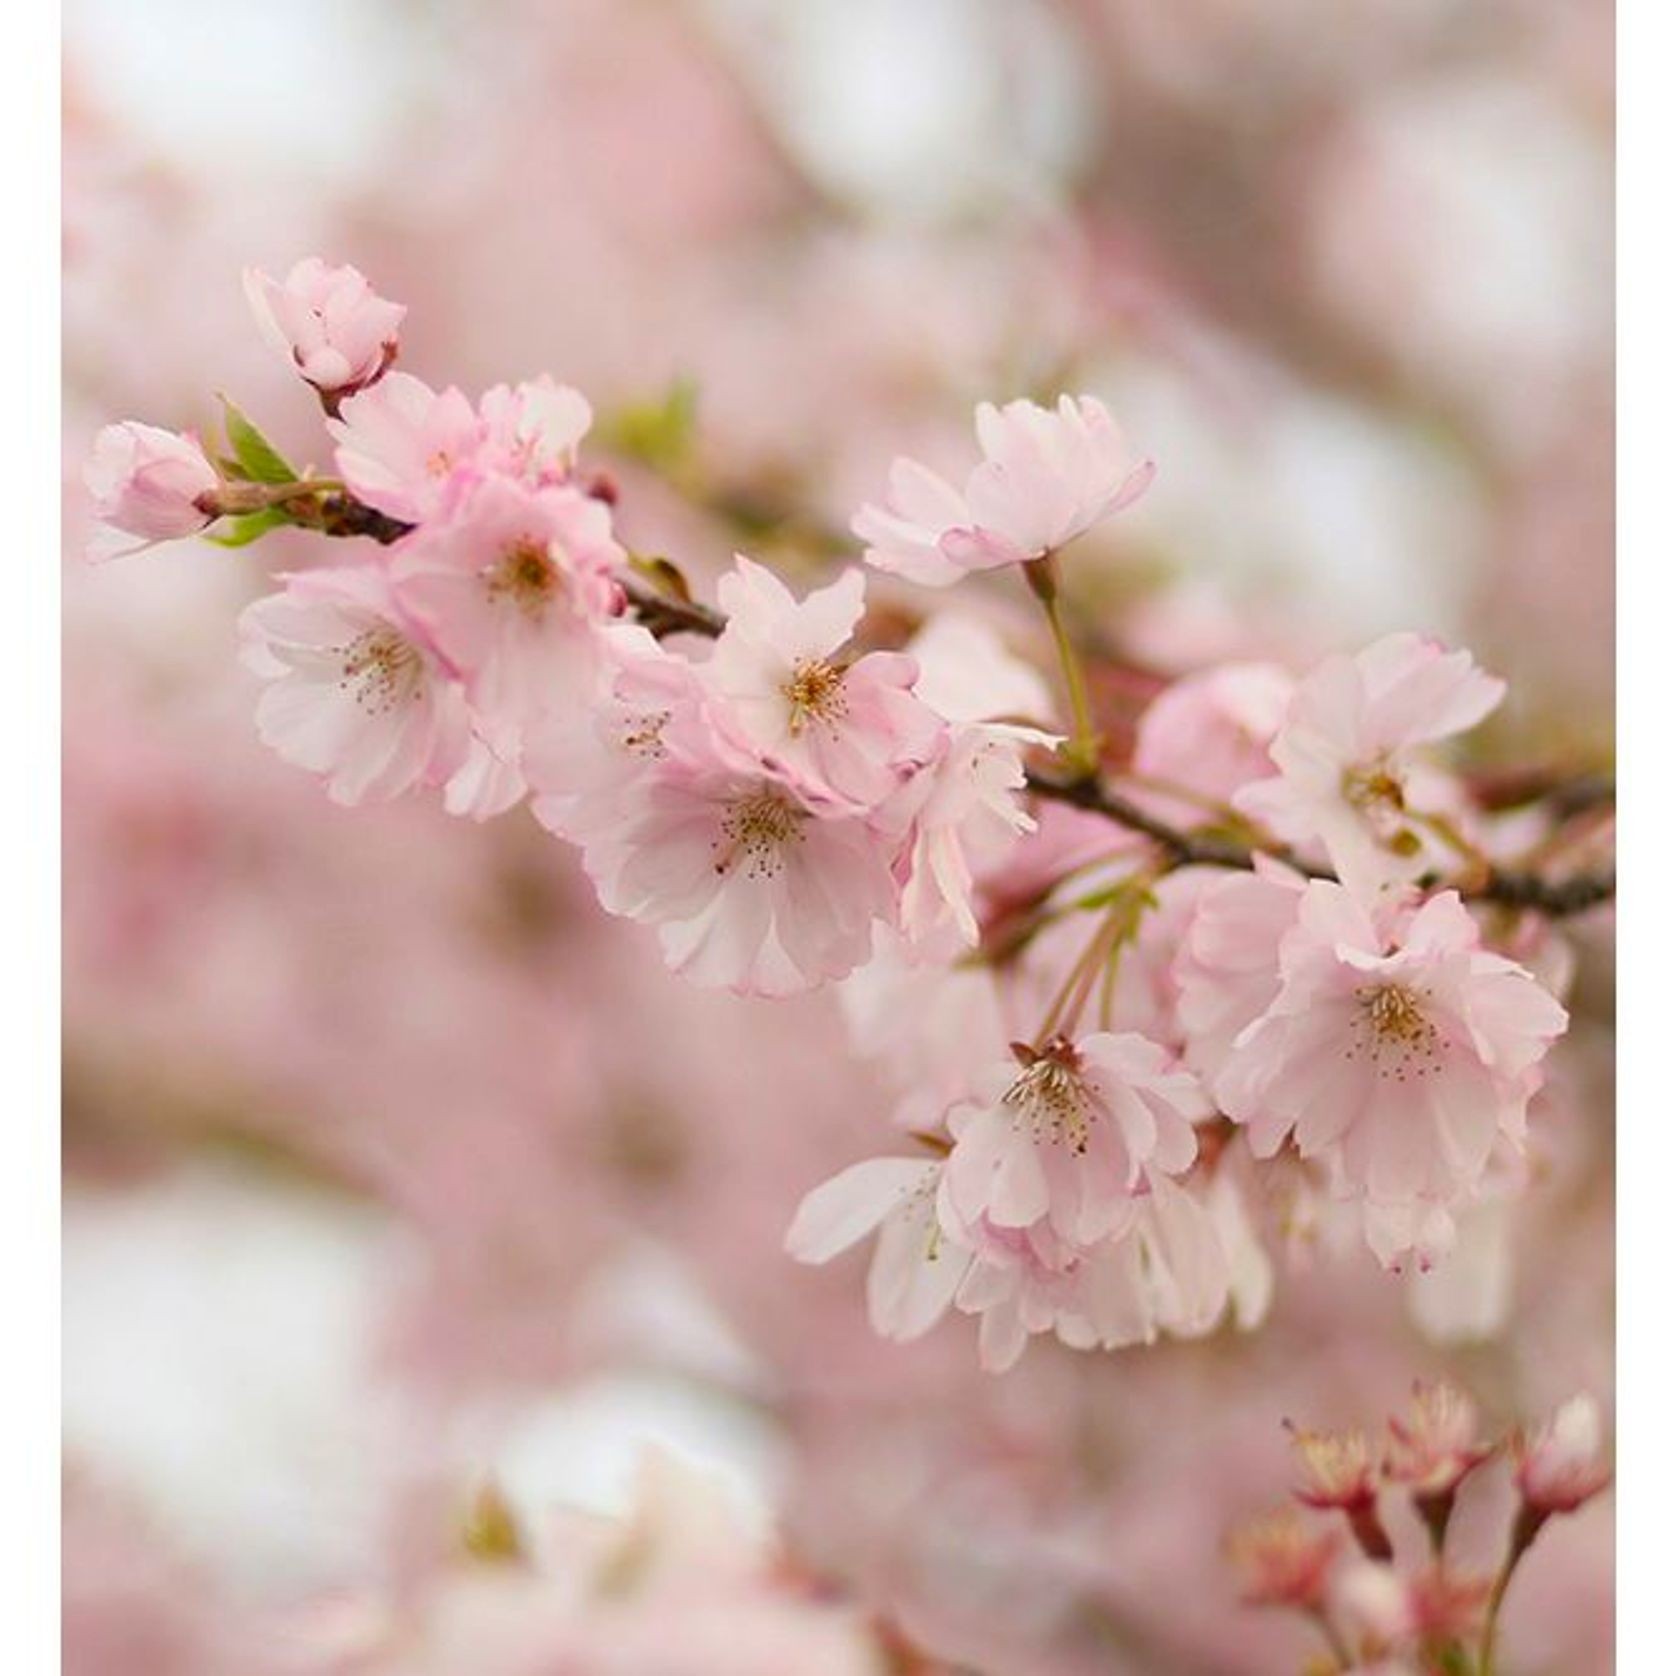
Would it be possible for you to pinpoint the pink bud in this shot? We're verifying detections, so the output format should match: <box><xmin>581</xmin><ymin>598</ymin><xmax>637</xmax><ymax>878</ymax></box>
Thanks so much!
<box><xmin>1514</xmin><ymin>1394</ymin><xmax>1612</xmax><ymax>1515</ymax></box>
<box><xmin>243</xmin><ymin>259</ymin><xmax>405</xmax><ymax>398</ymax></box>
<box><xmin>82</xmin><ymin>422</ymin><xmax>220</xmax><ymax>561</ymax></box>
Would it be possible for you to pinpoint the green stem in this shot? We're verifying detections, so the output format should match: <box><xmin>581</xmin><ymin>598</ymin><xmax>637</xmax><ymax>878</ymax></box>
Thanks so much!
<box><xmin>1477</xmin><ymin>1503</ymin><xmax>1547</xmax><ymax>1676</ymax></box>
<box><xmin>1023</xmin><ymin>555</ymin><xmax>1101</xmax><ymax>778</ymax></box>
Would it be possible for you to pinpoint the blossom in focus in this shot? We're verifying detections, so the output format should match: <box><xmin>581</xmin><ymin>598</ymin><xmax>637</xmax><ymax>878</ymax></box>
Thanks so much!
<box><xmin>391</xmin><ymin>476</ymin><xmax>624</xmax><ymax>740</ymax></box>
<box><xmin>238</xmin><ymin>565</ymin><xmax>470</xmax><ymax>806</ymax></box>
<box><xmin>853</xmin><ymin>394</ymin><xmax>1154</xmax><ymax>585</ymax></box>
<box><xmin>1236</xmin><ymin>633</ymin><xmax>1506</xmax><ymax>899</ymax></box>
<box><xmin>704</xmin><ymin>557</ymin><xmax>941</xmax><ymax>806</ymax></box>
<box><xmin>1217</xmin><ymin>881</ymin><xmax>1567</xmax><ymax>1266</ymax></box>
<box><xmin>559</xmin><ymin>699</ymin><xmax>896</xmax><ymax>996</ymax></box>
<box><xmin>785</xmin><ymin>1155</ymin><xmax>972</xmax><ymax>1342</ymax></box>
<box><xmin>83</xmin><ymin>421</ymin><xmax>220</xmax><ymax>561</ymax></box>
<box><xmin>327</xmin><ymin>372</ymin><xmax>483</xmax><ymax>524</ymax></box>
<box><xmin>1514</xmin><ymin>1394</ymin><xmax>1612</xmax><ymax>1513</ymax></box>
<box><xmin>1383</xmin><ymin>1378</ymin><xmax>1493</xmax><ymax>1497</ymax></box>
<box><xmin>243</xmin><ymin>258</ymin><xmax>405</xmax><ymax>398</ymax></box>
<box><xmin>941</xmin><ymin>1033</ymin><xmax>1205</xmax><ymax>1245</ymax></box>
<box><xmin>478</xmin><ymin>375</ymin><xmax>594</xmax><ymax>486</ymax></box>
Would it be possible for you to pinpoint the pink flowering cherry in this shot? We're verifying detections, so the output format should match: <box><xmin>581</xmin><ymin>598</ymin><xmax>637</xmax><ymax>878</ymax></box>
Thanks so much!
<box><xmin>1174</xmin><ymin>858</ymin><xmax>1309</xmax><ymax>1084</ymax></box>
<box><xmin>243</xmin><ymin>258</ymin><xmax>405</xmax><ymax>398</ymax></box>
<box><xmin>327</xmin><ymin>372</ymin><xmax>483</xmax><ymax>524</ymax></box>
<box><xmin>390</xmin><ymin>476</ymin><xmax>624</xmax><ymax>741</ymax></box>
<box><xmin>477</xmin><ymin>375</ymin><xmax>594</xmax><ymax>486</ymax></box>
<box><xmin>1216</xmin><ymin>881</ymin><xmax>1568</xmax><ymax>1266</ymax></box>
<box><xmin>785</xmin><ymin>1156</ymin><xmax>973</xmax><ymax>1342</ymax></box>
<box><xmin>1514</xmin><ymin>1394</ymin><xmax>1612</xmax><ymax>1514</ymax></box>
<box><xmin>560</xmin><ymin>700</ymin><xmax>897</xmax><ymax>997</ymax></box>
<box><xmin>948</xmin><ymin>1171</ymin><xmax>1230</xmax><ymax>1371</ymax></box>
<box><xmin>941</xmin><ymin>1032</ymin><xmax>1206</xmax><ymax>1246</ymax></box>
<box><xmin>853</xmin><ymin>394</ymin><xmax>1154</xmax><ymax>585</ymax></box>
<box><xmin>703</xmin><ymin>557</ymin><xmax>942</xmax><ymax>807</ymax></box>
<box><xmin>238</xmin><ymin>565</ymin><xmax>470</xmax><ymax>806</ymax></box>
<box><xmin>1236</xmin><ymin>633</ymin><xmax>1506</xmax><ymax>900</ymax></box>
<box><xmin>83</xmin><ymin>422</ymin><xmax>220</xmax><ymax>561</ymax></box>
<box><xmin>1131</xmin><ymin>661</ymin><xmax>1296</xmax><ymax>811</ymax></box>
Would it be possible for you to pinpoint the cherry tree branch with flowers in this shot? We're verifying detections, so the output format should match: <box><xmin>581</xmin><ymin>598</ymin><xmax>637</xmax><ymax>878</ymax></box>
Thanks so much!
<box><xmin>83</xmin><ymin>261</ymin><xmax>1615</xmax><ymax>1393</ymax></box>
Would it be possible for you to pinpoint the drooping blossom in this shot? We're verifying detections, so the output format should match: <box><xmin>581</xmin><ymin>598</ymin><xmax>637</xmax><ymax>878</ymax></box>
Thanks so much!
<box><xmin>243</xmin><ymin>258</ymin><xmax>405</xmax><ymax>398</ymax></box>
<box><xmin>555</xmin><ymin>698</ymin><xmax>896</xmax><ymax>997</ymax></box>
<box><xmin>391</xmin><ymin>476</ymin><xmax>624</xmax><ymax>741</ymax></box>
<box><xmin>1236</xmin><ymin>633</ymin><xmax>1505</xmax><ymax>899</ymax></box>
<box><xmin>1216</xmin><ymin>881</ymin><xmax>1567</xmax><ymax>1266</ymax></box>
<box><xmin>940</xmin><ymin>1032</ymin><xmax>1205</xmax><ymax>1245</ymax></box>
<box><xmin>238</xmin><ymin>565</ymin><xmax>469</xmax><ymax>806</ymax></box>
<box><xmin>327</xmin><ymin>372</ymin><xmax>483</xmax><ymax>524</ymax></box>
<box><xmin>785</xmin><ymin>1155</ymin><xmax>972</xmax><ymax>1342</ymax></box>
<box><xmin>947</xmin><ymin>1171</ymin><xmax>1230</xmax><ymax>1371</ymax></box>
<box><xmin>1130</xmin><ymin>661</ymin><xmax>1296</xmax><ymax>810</ymax></box>
<box><xmin>1513</xmin><ymin>1395</ymin><xmax>1612</xmax><ymax>1514</ymax></box>
<box><xmin>703</xmin><ymin>556</ymin><xmax>941</xmax><ymax>806</ymax></box>
<box><xmin>853</xmin><ymin>394</ymin><xmax>1154</xmax><ymax>584</ymax></box>
<box><xmin>83</xmin><ymin>422</ymin><xmax>220</xmax><ymax>561</ymax></box>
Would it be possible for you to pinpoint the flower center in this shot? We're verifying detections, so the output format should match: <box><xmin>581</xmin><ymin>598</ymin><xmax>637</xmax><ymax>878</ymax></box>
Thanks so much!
<box><xmin>1350</xmin><ymin>982</ymin><xmax>1443</xmax><ymax>1081</ymax></box>
<box><xmin>487</xmin><ymin>537</ymin><xmax>560</xmax><ymax>618</ymax></box>
<box><xmin>782</xmin><ymin>658</ymin><xmax>848</xmax><ymax>737</ymax></box>
<box><xmin>1342</xmin><ymin>758</ymin><xmax>1405</xmax><ymax>813</ymax></box>
<box><xmin>1002</xmin><ymin>1040</ymin><xmax>1096</xmax><ymax>1154</ymax></box>
<box><xmin>618</xmin><ymin>708</ymin><xmax>671</xmax><ymax>760</ymax></box>
<box><xmin>712</xmin><ymin>787</ymin><xmax>806</xmax><ymax>879</ymax></box>
<box><xmin>337</xmin><ymin>628</ymin><xmax>425</xmax><ymax>715</ymax></box>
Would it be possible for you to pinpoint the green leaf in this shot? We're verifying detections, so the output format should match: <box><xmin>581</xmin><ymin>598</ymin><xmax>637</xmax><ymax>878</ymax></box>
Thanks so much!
<box><xmin>219</xmin><ymin>396</ymin><xmax>299</xmax><ymax>486</ymax></box>
<box><xmin>203</xmin><ymin>506</ymin><xmax>291</xmax><ymax>548</ymax></box>
<box><xmin>602</xmin><ymin>378</ymin><xmax>699</xmax><ymax>474</ymax></box>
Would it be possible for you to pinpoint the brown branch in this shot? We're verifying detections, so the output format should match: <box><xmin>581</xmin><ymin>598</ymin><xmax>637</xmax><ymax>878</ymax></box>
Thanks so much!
<box><xmin>1024</xmin><ymin>768</ymin><xmax>1613</xmax><ymax>920</ymax></box>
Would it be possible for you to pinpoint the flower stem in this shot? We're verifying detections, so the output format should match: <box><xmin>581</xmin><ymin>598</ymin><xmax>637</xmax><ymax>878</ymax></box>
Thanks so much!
<box><xmin>1022</xmin><ymin>555</ymin><xmax>1101</xmax><ymax>779</ymax></box>
<box><xmin>1477</xmin><ymin>1503</ymin><xmax>1547</xmax><ymax>1675</ymax></box>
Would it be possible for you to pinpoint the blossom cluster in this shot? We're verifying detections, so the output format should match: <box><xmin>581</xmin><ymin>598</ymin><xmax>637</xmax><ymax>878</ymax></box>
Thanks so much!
<box><xmin>1229</xmin><ymin>1381</ymin><xmax>1610</xmax><ymax>1673</ymax></box>
<box><xmin>83</xmin><ymin>259</ymin><xmax>1605</xmax><ymax>1376</ymax></box>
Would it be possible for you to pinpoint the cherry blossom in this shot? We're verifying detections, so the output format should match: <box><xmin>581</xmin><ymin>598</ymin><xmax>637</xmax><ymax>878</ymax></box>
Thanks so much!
<box><xmin>785</xmin><ymin>1156</ymin><xmax>972</xmax><ymax>1342</ymax></box>
<box><xmin>1216</xmin><ymin>881</ymin><xmax>1567</xmax><ymax>1266</ymax></box>
<box><xmin>1514</xmin><ymin>1394</ymin><xmax>1612</xmax><ymax>1514</ymax></box>
<box><xmin>83</xmin><ymin>422</ymin><xmax>220</xmax><ymax>561</ymax></box>
<box><xmin>238</xmin><ymin>565</ymin><xmax>469</xmax><ymax>806</ymax></box>
<box><xmin>941</xmin><ymin>1032</ymin><xmax>1206</xmax><ymax>1245</ymax></box>
<box><xmin>1236</xmin><ymin>633</ymin><xmax>1506</xmax><ymax>899</ymax></box>
<box><xmin>390</xmin><ymin>475</ymin><xmax>624</xmax><ymax>740</ymax></box>
<box><xmin>327</xmin><ymin>372</ymin><xmax>482</xmax><ymax>524</ymax></box>
<box><xmin>703</xmin><ymin>556</ymin><xmax>941</xmax><ymax>806</ymax></box>
<box><xmin>243</xmin><ymin>258</ymin><xmax>405</xmax><ymax>398</ymax></box>
<box><xmin>1130</xmin><ymin>660</ymin><xmax>1295</xmax><ymax>810</ymax></box>
<box><xmin>853</xmin><ymin>394</ymin><xmax>1155</xmax><ymax>584</ymax></box>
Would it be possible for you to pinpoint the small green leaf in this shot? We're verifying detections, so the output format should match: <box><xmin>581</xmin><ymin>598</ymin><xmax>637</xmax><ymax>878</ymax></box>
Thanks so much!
<box><xmin>204</xmin><ymin>506</ymin><xmax>291</xmax><ymax>548</ymax></box>
<box><xmin>627</xmin><ymin>553</ymin><xmax>694</xmax><ymax>603</ymax></box>
<box><xmin>602</xmin><ymin>379</ymin><xmax>699</xmax><ymax>474</ymax></box>
<box><xmin>219</xmin><ymin>396</ymin><xmax>299</xmax><ymax>486</ymax></box>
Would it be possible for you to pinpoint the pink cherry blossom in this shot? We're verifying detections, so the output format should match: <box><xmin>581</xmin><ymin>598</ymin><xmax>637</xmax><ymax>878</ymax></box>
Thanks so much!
<box><xmin>1174</xmin><ymin>858</ymin><xmax>1309</xmax><ymax>1083</ymax></box>
<box><xmin>243</xmin><ymin>258</ymin><xmax>405</xmax><ymax>397</ymax></box>
<box><xmin>559</xmin><ymin>700</ymin><xmax>897</xmax><ymax>996</ymax></box>
<box><xmin>948</xmin><ymin>1170</ymin><xmax>1230</xmax><ymax>1371</ymax></box>
<box><xmin>327</xmin><ymin>372</ymin><xmax>483</xmax><ymax>524</ymax></box>
<box><xmin>1216</xmin><ymin>881</ymin><xmax>1567</xmax><ymax>1266</ymax></box>
<box><xmin>703</xmin><ymin>556</ymin><xmax>941</xmax><ymax>807</ymax></box>
<box><xmin>853</xmin><ymin>394</ymin><xmax>1154</xmax><ymax>585</ymax></box>
<box><xmin>477</xmin><ymin>375</ymin><xmax>594</xmax><ymax>485</ymax></box>
<box><xmin>390</xmin><ymin>476</ymin><xmax>624</xmax><ymax>739</ymax></box>
<box><xmin>785</xmin><ymin>1155</ymin><xmax>972</xmax><ymax>1342</ymax></box>
<box><xmin>1514</xmin><ymin>1394</ymin><xmax>1612</xmax><ymax>1514</ymax></box>
<box><xmin>941</xmin><ymin>1033</ymin><xmax>1206</xmax><ymax>1246</ymax></box>
<box><xmin>238</xmin><ymin>565</ymin><xmax>469</xmax><ymax>806</ymax></box>
<box><xmin>83</xmin><ymin>421</ymin><xmax>220</xmax><ymax>561</ymax></box>
<box><xmin>1235</xmin><ymin>633</ymin><xmax>1506</xmax><ymax>899</ymax></box>
<box><xmin>1131</xmin><ymin>661</ymin><xmax>1296</xmax><ymax>810</ymax></box>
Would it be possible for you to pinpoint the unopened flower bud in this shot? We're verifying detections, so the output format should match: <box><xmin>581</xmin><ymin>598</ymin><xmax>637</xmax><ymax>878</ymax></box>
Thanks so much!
<box><xmin>244</xmin><ymin>258</ymin><xmax>405</xmax><ymax>400</ymax></box>
<box><xmin>83</xmin><ymin>421</ymin><xmax>220</xmax><ymax>561</ymax></box>
<box><xmin>1514</xmin><ymin>1394</ymin><xmax>1611</xmax><ymax>1515</ymax></box>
